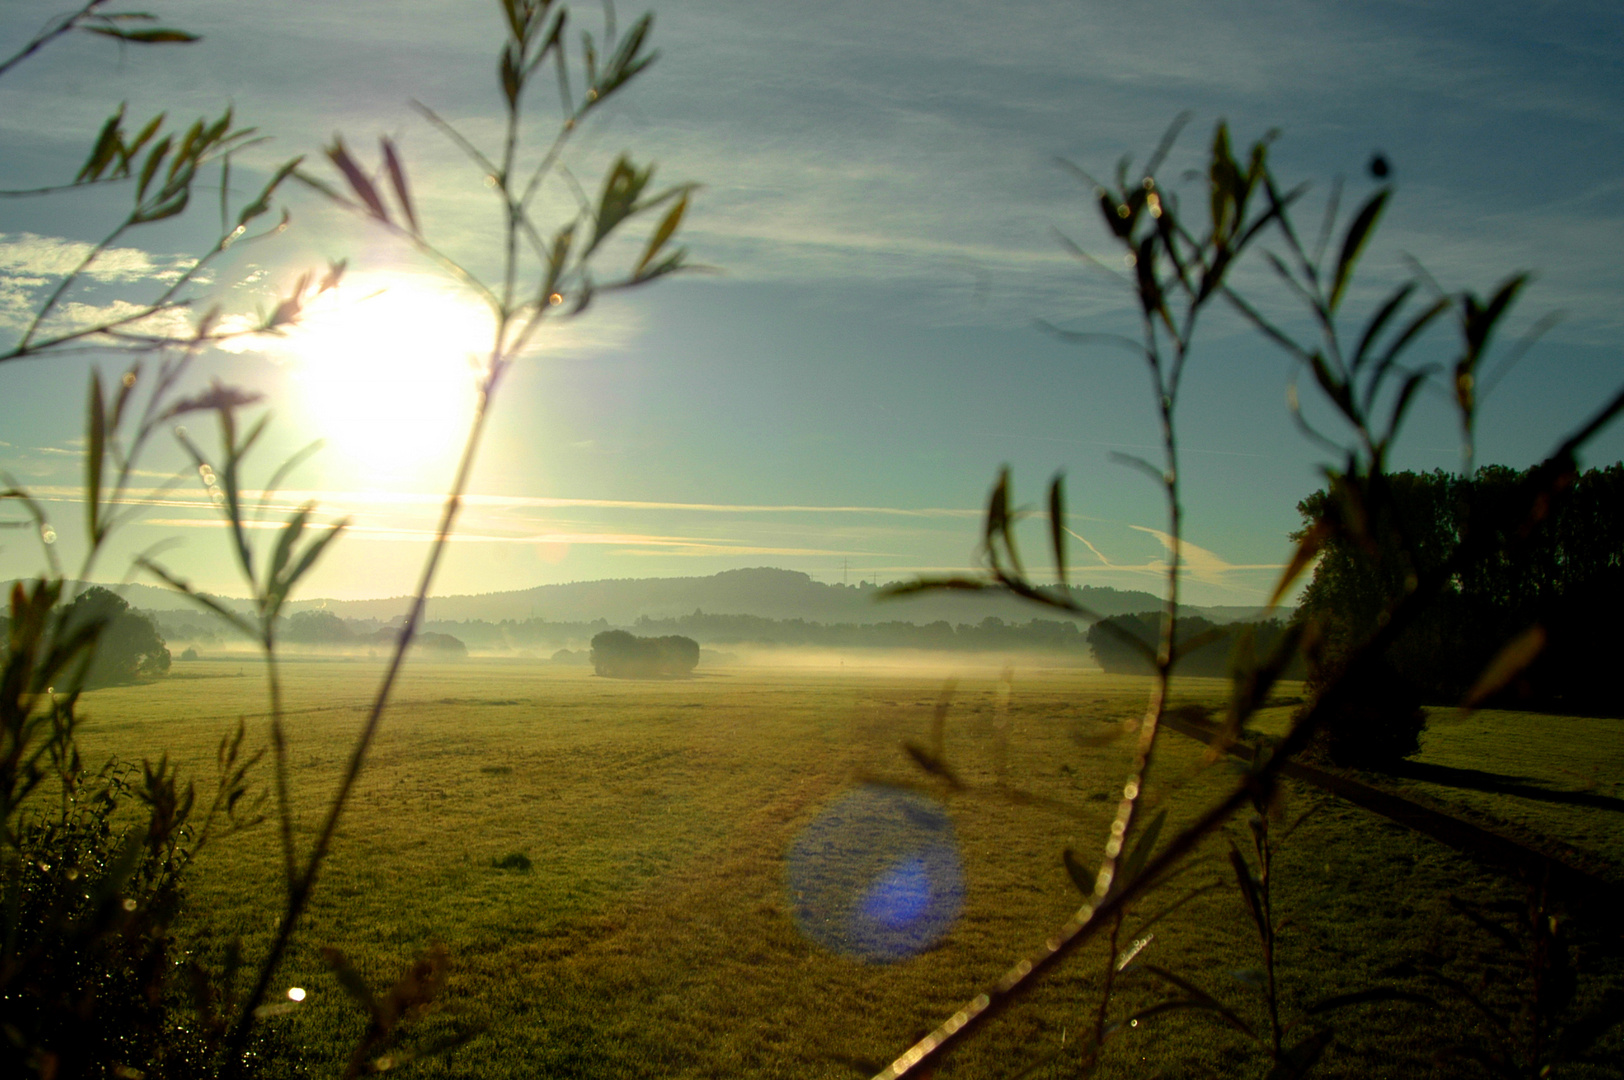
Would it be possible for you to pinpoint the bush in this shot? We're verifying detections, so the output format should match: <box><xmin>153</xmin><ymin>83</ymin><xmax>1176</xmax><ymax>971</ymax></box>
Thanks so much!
<box><xmin>283</xmin><ymin>609</ymin><xmax>354</xmax><ymax>644</ymax></box>
<box><xmin>357</xmin><ymin>627</ymin><xmax>467</xmax><ymax>656</ymax></box>
<box><xmin>589</xmin><ymin>630</ymin><xmax>699</xmax><ymax>678</ymax></box>
<box><xmin>0</xmin><ymin>750</ymin><xmax>280</xmax><ymax>1080</ymax></box>
<box><xmin>414</xmin><ymin>631</ymin><xmax>468</xmax><ymax>657</ymax></box>
<box><xmin>1303</xmin><ymin>657</ymin><xmax>1427</xmax><ymax>769</ymax></box>
<box><xmin>4</xmin><ymin>765</ymin><xmax>177</xmax><ymax>1077</ymax></box>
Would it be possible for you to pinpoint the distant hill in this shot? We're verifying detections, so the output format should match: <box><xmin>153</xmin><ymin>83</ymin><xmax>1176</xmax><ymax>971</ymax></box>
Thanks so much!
<box><xmin>1196</xmin><ymin>605</ymin><xmax>1274</xmax><ymax>624</ymax></box>
<box><xmin>278</xmin><ymin>568</ymin><xmax>1165</xmax><ymax>625</ymax></box>
<box><xmin>288</xmin><ymin>568</ymin><xmax>1262</xmax><ymax>626</ymax></box>
<box><xmin>7</xmin><ymin>569</ymin><xmax>1273</xmax><ymax>628</ymax></box>
<box><xmin>1</xmin><ymin>580</ymin><xmax>249</xmax><ymax>614</ymax></box>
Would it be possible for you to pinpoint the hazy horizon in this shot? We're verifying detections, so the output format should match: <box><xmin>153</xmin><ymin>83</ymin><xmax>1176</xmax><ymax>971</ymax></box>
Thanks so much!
<box><xmin>31</xmin><ymin>567</ymin><xmax>1275</xmax><ymax>627</ymax></box>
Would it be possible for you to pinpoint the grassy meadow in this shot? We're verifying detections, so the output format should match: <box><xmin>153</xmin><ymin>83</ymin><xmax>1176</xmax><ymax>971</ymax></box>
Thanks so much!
<box><xmin>1247</xmin><ymin>704</ymin><xmax>1624</xmax><ymax>879</ymax></box>
<box><xmin>65</xmin><ymin>658</ymin><xmax>1624</xmax><ymax>1079</ymax></box>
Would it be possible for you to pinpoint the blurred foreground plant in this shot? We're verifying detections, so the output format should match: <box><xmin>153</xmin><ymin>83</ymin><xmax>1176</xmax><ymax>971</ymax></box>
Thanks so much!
<box><xmin>1</xmin><ymin>2</ymin><xmax>303</xmax><ymax>1048</ymax></box>
<box><xmin>878</xmin><ymin>123</ymin><xmax>1624</xmax><ymax>1079</ymax></box>
<box><xmin>185</xmin><ymin>0</ymin><xmax>694</xmax><ymax>1065</ymax></box>
<box><xmin>1399</xmin><ymin>884</ymin><xmax>1624</xmax><ymax>1077</ymax></box>
<box><xmin>1</xmin><ymin>1</ymin><xmax>693</xmax><ymax>1075</ymax></box>
<box><xmin>0</xmin><ymin>1</ymin><xmax>313</xmax><ymax>363</ymax></box>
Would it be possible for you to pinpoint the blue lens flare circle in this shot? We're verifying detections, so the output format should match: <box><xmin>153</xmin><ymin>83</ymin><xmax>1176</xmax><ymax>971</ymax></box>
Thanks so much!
<box><xmin>786</xmin><ymin>785</ymin><xmax>964</xmax><ymax>963</ymax></box>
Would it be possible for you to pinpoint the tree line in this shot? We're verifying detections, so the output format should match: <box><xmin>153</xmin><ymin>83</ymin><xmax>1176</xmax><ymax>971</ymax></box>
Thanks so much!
<box><xmin>206</xmin><ymin>610</ymin><xmax>1107</xmax><ymax>654</ymax></box>
<box><xmin>29</xmin><ymin>464</ymin><xmax>1622</xmax><ymax>707</ymax></box>
<box><xmin>627</xmin><ymin>611</ymin><xmax>1095</xmax><ymax>652</ymax></box>
<box><xmin>277</xmin><ymin>610</ymin><xmax>467</xmax><ymax>656</ymax></box>
<box><xmin>1085</xmin><ymin>613</ymin><xmax>1305</xmax><ymax>679</ymax></box>
<box><xmin>1298</xmin><ymin>463</ymin><xmax>1624</xmax><ymax>718</ymax></box>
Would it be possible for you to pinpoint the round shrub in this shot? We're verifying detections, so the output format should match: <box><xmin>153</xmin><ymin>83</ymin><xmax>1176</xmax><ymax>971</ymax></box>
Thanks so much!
<box><xmin>589</xmin><ymin>630</ymin><xmax>699</xmax><ymax>678</ymax></box>
<box><xmin>1305</xmin><ymin>658</ymin><xmax>1426</xmax><ymax>769</ymax></box>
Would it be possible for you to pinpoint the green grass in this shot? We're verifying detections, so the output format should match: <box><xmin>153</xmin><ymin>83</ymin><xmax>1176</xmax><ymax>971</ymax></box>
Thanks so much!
<box><xmin>67</xmin><ymin>660</ymin><xmax>1624</xmax><ymax>1078</ymax></box>
<box><xmin>1248</xmin><ymin>702</ymin><xmax>1624</xmax><ymax>882</ymax></box>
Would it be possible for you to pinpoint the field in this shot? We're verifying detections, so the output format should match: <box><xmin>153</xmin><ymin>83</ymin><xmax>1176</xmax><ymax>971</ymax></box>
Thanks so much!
<box><xmin>67</xmin><ymin>659</ymin><xmax>1624</xmax><ymax>1079</ymax></box>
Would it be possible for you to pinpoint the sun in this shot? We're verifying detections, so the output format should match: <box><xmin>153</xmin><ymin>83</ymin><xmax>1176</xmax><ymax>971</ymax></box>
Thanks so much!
<box><xmin>281</xmin><ymin>274</ymin><xmax>492</xmax><ymax>481</ymax></box>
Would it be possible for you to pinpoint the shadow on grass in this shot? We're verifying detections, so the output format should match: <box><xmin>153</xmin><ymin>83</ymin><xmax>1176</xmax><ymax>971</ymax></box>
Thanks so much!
<box><xmin>1392</xmin><ymin>760</ymin><xmax>1624</xmax><ymax>814</ymax></box>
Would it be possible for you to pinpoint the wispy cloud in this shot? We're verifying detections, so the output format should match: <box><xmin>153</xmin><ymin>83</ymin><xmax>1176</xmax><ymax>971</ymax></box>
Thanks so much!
<box><xmin>1128</xmin><ymin>525</ymin><xmax>1285</xmax><ymax>590</ymax></box>
<box><xmin>1064</xmin><ymin>525</ymin><xmax>1118</xmax><ymax>569</ymax></box>
<box><xmin>593</xmin><ymin>0</ymin><xmax>1624</xmax><ymax>335</ymax></box>
<box><xmin>0</xmin><ymin>232</ymin><xmax>205</xmax><ymax>337</ymax></box>
<box><xmin>615</xmin><ymin>543</ymin><xmax>868</xmax><ymax>557</ymax></box>
<box><xmin>18</xmin><ymin>484</ymin><xmax>981</xmax><ymax>519</ymax></box>
<box><xmin>976</xmin><ymin>429</ymin><xmax>1274</xmax><ymax>460</ymax></box>
<box><xmin>9</xmin><ymin>2</ymin><xmax>1618</xmax><ymax>342</ymax></box>
<box><xmin>461</xmin><ymin>494</ymin><xmax>979</xmax><ymax>517</ymax></box>
<box><xmin>140</xmin><ymin>515</ymin><xmax>865</xmax><ymax>557</ymax></box>
<box><xmin>0</xmin><ymin>232</ymin><xmax>185</xmax><ymax>283</ymax></box>
<box><xmin>12</xmin><ymin>483</ymin><xmax>1275</xmax><ymax>579</ymax></box>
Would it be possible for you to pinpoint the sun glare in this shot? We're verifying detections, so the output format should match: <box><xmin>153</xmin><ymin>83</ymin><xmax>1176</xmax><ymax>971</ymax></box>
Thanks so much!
<box><xmin>286</xmin><ymin>275</ymin><xmax>489</xmax><ymax>480</ymax></box>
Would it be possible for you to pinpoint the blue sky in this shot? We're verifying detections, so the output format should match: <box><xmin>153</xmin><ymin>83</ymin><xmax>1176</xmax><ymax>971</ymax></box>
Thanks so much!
<box><xmin>2</xmin><ymin>0</ymin><xmax>1622</xmax><ymax>605</ymax></box>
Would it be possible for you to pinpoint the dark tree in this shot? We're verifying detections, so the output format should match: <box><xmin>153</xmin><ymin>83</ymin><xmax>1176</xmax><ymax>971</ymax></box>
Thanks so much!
<box><xmin>590</xmin><ymin>630</ymin><xmax>699</xmax><ymax>678</ymax></box>
<box><xmin>56</xmin><ymin>587</ymin><xmax>170</xmax><ymax>688</ymax></box>
<box><xmin>1296</xmin><ymin>463</ymin><xmax>1624</xmax><ymax>766</ymax></box>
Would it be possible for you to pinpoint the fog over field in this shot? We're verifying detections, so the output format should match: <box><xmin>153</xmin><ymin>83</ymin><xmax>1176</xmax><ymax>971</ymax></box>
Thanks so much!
<box><xmin>53</xmin><ymin>659</ymin><xmax>1622</xmax><ymax>1077</ymax></box>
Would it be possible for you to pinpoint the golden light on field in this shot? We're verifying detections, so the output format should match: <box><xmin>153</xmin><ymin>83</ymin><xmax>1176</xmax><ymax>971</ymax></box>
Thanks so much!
<box><xmin>287</xmin><ymin>274</ymin><xmax>490</xmax><ymax>479</ymax></box>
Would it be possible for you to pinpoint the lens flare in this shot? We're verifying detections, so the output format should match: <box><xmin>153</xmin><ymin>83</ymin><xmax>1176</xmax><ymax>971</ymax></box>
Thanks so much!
<box><xmin>785</xmin><ymin>785</ymin><xmax>964</xmax><ymax>963</ymax></box>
